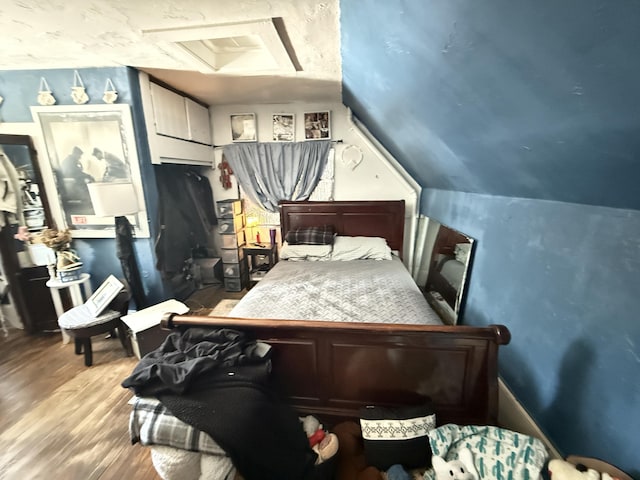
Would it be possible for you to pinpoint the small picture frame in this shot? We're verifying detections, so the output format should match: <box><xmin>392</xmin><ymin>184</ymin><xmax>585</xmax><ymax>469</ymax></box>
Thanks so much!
<box><xmin>272</xmin><ymin>113</ymin><xmax>295</xmax><ymax>142</ymax></box>
<box><xmin>230</xmin><ymin>113</ymin><xmax>257</xmax><ymax>142</ymax></box>
<box><xmin>85</xmin><ymin>275</ymin><xmax>124</xmax><ymax>317</ymax></box>
<box><xmin>304</xmin><ymin>111</ymin><xmax>331</xmax><ymax>140</ymax></box>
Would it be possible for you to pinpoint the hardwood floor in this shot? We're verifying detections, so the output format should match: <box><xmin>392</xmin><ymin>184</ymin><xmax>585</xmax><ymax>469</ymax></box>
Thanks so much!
<box><xmin>184</xmin><ymin>283</ymin><xmax>248</xmax><ymax>311</ymax></box>
<box><xmin>0</xmin><ymin>286</ymin><xmax>247</xmax><ymax>480</ymax></box>
<box><xmin>0</xmin><ymin>330</ymin><xmax>156</xmax><ymax>480</ymax></box>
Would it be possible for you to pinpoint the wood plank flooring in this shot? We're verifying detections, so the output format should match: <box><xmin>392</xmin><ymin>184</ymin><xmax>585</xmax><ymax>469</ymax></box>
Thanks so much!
<box><xmin>0</xmin><ymin>330</ymin><xmax>156</xmax><ymax>480</ymax></box>
<box><xmin>0</xmin><ymin>286</ymin><xmax>246</xmax><ymax>480</ymax></box>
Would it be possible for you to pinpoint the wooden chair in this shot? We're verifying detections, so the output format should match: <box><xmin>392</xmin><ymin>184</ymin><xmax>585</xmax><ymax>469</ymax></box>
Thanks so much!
<box><xmin>58</xmin><ymin>285</ymin><xmax>132</xmax><ymax>366</ymax></box>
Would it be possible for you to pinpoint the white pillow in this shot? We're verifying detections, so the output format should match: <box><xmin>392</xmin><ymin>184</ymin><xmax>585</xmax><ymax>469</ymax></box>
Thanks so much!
<box><xmin>280</xmin><ymin>241</ymin><xmax>333</xmax><ymax>261</ymax></box>
<box><xmin>330</xmin><ymin>236</ymin><xmax>392</xmax><ymax>261</ymax></box>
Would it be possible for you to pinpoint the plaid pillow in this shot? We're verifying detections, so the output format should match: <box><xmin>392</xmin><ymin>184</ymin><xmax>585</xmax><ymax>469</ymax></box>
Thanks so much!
<box><xmin>284</xmin><ymin>225</ymin><xmax>336</xmax><ymax>245</ymax></box>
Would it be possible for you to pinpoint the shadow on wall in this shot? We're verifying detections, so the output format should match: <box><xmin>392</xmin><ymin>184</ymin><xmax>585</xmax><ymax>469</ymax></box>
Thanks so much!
<box><xmin>544</xmin><ymin>339</ymin><xmax>593</xmax><ymax>458</ymax></box>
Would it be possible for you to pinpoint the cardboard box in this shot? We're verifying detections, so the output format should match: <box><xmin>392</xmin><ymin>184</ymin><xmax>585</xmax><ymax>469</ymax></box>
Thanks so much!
<box><xmin>121</xmin><ymin>299</ymin><xmax>189</xmax><ymax>359</ymax></box>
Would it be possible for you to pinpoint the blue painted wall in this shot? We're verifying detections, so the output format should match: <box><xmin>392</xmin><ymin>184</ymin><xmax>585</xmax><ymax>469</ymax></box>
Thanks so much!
<box><xmin>341</xmin><ymin>0</ymin><xmax>640</xmax><ymax>211</ymax></box>
<box><xmin>421</xmin><ymin>190</ymin><xmax>639</xmax><ymax>474</ymax></box>
<box><xmin>0</xmin><ymin>67</ymin><xmax>167</xmax><ymax>305</ymax></box>
<box><xmin>340</xmin><ymin>0</ymin><xmax>640</xmax><ymax>475</ymax></box>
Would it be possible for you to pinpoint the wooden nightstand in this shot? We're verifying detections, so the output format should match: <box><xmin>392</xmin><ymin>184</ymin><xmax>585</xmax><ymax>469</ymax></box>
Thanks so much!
<box><xmin>243</xmin><ymin>244</ymin><xmax>278</xmax><ymax>286</ymax></box>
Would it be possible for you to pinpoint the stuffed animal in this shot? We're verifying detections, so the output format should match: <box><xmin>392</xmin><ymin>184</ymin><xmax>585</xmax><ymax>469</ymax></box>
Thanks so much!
<box><xmin>432</xmin><ymin>448</ymin><xmax>479</xmax><ymax>480</ymax></box>
<box><xmin>300</xmin><ymin>415</ymin><xmax>323</xmax><ymax>437</ymax></box>
<box><xmin>548</xmin><ymin>459</ymin><xmax>617</xmax><ymax>480</ymax></box>
<box><xmin>299</xmin><ymin>415</ymin><xmax>339</xmax><ymax>466</ymax></box>
<box><xmin>300</xmin><ymin>415</ymin><xmax>330</xmax><ymax>448</ymax></box>
<box><xmin>313</xmin><ymin>431</ymin><xmax>339</xmax><ymax>465</ymax></box>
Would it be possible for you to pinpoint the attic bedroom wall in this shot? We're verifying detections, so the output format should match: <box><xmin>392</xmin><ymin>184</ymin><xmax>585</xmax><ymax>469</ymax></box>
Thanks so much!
<box><xmin>423</xmin><ymin>190</ymin><xmax>640</xmax><ymax>474</ymax></box>
<box><xmin>0</xmin><ymin>67</ymin><xmax>166</xmax><ymax>306</ymax></box>
<box><xmin>340</xmin><ymin>0</ymin><xmax>640</xmax><ymax>475</ymax></box>
<box><xmin>209</xmin><ymin>103</ymin><xmax>420</xmax><ymax>262</ymax></box>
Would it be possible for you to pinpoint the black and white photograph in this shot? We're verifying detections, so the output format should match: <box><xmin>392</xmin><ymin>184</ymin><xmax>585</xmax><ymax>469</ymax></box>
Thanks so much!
<box><xmin>304</xmin><ymin>111</ymin><xmax>331</xmax><ymax>140</ymax></box>
<box><xmin>272</xmin><ymin>113</ymin><xmax>295</xmax><ymax>142</ymax></box>
<box><xmin>230</xmin><ymin>113</ymin><xmax>257</xmax><ymax>142</ymax></box>
<box><xmin>31</xmin><ymin>104</ymin><xmax>149</xmax><ymax>238</ymax></box>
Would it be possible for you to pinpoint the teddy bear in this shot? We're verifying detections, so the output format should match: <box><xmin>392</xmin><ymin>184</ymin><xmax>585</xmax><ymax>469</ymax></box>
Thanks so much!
<box><xmin>432</xmin><ymin>448</ymin><xmax>479</xmax><ymax>480</ymax></box>
<box><xmin>548</xmin><ymin>459</ymin><xmax>618</xmax><ymax>480</ymax></box>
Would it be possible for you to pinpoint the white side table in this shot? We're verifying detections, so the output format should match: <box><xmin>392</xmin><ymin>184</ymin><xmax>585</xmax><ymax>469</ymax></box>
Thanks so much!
<box><xmin>46</xmin><ymin>273</ymin><xmax>92</xmax><ymax>343</ymax></box>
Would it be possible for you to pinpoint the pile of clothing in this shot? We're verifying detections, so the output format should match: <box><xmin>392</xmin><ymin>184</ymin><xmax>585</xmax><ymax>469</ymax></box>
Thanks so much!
<box><xmin>122</xmin><ymin>327</ymin><xmax>335</xmax><ymax>480</ymax></box>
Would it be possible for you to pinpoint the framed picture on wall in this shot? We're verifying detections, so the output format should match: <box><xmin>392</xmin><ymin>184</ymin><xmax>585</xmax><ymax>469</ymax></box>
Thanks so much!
<box><xmin>272</xmin><ymin>113</ymin><xmax>295</xmax><ymax>142</ymax></box>
<box><xmin>30</xmin><ymin>104</ymin><xmax>150</xmax><ymax>238</ymax></box>
<box><xmin>230</xmin><ymin>113</ymin><xmax>257</xmax><ymax>142</ymax></box>
<box><xmin>304</xmin><ymin>111</ymin><xmax>331</xmax><ymax>140</ymax></box>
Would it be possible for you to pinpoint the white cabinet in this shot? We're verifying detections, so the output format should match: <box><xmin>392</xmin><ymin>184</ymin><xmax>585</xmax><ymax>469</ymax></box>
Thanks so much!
<box><xmin>140</xmin><ymin>72</ymin><xmax>214</xmax><ymax>166</ymax></box>
<box><xmin>185</xmin><ymin>98</ymin><xmax>212</xmax><ymax>145</ymax></box>
<box><xmin>150</xmin><ymin>83</ymin><xmax>190</xmax><ymax>140</ymax></box>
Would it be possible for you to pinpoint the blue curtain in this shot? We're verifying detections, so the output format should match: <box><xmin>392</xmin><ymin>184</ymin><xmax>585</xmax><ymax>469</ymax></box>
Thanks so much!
<box><xmin>223</xmin><ymin>141</ymin><xmax>331</xmax><ymax>212</ymax></box>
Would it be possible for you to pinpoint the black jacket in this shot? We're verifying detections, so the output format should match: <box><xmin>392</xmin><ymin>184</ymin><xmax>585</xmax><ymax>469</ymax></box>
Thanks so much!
<box><xmin>122</xmin><ymin>328</ymin><xmax>318</xmax><ymax>480</ymax></box>
<box><xmin>154</xmin><ymin>165</ymin><xmax>216</xmax><ymax>276</ymax></box>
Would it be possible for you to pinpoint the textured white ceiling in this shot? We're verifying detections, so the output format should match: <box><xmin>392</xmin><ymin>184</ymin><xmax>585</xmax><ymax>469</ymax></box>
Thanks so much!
<box><xmin>0</xmin><ymin>0</ymin><xmax>341</xmax><ymax>105</ymax></box>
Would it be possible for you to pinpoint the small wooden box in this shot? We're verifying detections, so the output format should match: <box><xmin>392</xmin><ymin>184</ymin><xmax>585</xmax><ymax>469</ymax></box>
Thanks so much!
<box><xmin>193</xmin><ymin>257</ymin><xmax>222</xmax><ymax>285</ymax></box>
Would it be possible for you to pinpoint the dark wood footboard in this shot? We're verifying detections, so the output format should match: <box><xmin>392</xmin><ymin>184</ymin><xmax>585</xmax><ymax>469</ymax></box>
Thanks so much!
<box><xmin>162</xmin><ymin>314</ymin><xmax>510</xmax><ymax>426</ymax></box>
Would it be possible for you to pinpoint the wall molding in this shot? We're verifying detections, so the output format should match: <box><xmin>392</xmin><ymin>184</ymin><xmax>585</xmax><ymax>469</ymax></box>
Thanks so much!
<box><xmin>498</xmin><ymin>378</ymin><xmax>562</xmax><ymax>459</ymax></box>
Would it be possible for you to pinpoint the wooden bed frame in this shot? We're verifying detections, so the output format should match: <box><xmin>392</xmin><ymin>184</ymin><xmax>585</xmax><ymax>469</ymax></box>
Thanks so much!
<box><xmin>162</xmin><ymin>200</ymin><xmax>510</xmax><ymax>427</ymax></box>
<box><xmin>280</xmin><ymin>200</ymin><xmax>405</xmax><ymax>257</ymax></box>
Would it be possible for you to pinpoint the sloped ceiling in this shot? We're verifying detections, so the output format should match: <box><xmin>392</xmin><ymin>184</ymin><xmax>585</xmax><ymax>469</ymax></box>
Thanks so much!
<box><xmin>0</xmin><ymin>0</ymin><xmax>341</xmax><ymax>105</ymax></box>
<box><xmin>341</xmin><ymin>0</ymin><xmax>640</xmax><ymax>211</ymax></box>
<box><xmin>3</xmin><ymin>0</ymin><xmax>640</xmax><ymax>211</ymax></box>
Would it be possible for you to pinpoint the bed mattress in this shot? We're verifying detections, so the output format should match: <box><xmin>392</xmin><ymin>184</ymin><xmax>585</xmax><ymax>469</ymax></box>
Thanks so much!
<box><xmin>230</xmin><ymin>257</ymin><xmax>442</xmax><ymax>325</ymax></box>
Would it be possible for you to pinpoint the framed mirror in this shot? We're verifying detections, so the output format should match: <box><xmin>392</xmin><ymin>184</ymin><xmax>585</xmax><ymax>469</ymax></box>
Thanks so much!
<box><xmin>422</xmin><ymin>219</ymin><xmax>475</xmax><ymax>325</ymax></box>
<box><xmin>0</xmin><ymin>134</ymin><xmax>56</xmax><ymax>333</ymax></box>
<box><xmin>0</xmin><ymin>135</ymin><xmax>53</xmax><ymax>233</ymax></box>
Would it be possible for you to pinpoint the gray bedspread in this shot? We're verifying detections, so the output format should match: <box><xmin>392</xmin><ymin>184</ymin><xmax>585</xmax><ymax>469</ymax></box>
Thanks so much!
<box><xmin>230</xmin><ymin>257</ymin><xmax>442</xmax><ymax>325</ymax></box>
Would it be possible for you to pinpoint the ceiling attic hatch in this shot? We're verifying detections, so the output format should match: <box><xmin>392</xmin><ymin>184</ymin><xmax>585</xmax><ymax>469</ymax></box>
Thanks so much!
<box><xmin>143</xmin><ymin>18</ymin><xmax>298</xmax><ymax>75</ymax></box>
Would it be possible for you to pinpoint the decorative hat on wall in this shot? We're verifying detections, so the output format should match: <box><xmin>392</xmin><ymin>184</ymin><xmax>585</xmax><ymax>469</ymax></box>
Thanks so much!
<box><xmin>37</xmin><ymin>77</ymin><xmax>56</xmax><ymax>106</ymax></box>
<box><xmin>102</xmin><ymin>78</ymin><xmax>118</xmax><ymax>104</ymax></box>
<box><xmin>71</xmin><ymin>70</ymin><xmax>89</xmax><ymax>105</ymax></box>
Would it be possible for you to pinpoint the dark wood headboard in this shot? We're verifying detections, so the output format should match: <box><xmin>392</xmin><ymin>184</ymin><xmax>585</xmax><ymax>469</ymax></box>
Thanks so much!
<box><xmin>279</xmin><ymin>200</ymin><xmax>405</xmax><ymax>255</ymax></box>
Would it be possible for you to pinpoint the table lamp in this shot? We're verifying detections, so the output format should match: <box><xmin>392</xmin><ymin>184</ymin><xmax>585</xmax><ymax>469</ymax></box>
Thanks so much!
<box><xmin>245</xmin><ymin>216</ymin><xmax>262</xmax><ymax>245</ymax></box>
<box><xmin>87</xmin><ymin>182</ymin><xmax>147</xmax><ymax>308</ymax></box>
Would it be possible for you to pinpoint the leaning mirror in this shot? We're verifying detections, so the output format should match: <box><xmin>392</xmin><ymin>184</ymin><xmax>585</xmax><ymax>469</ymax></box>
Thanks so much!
<box><xmin>422</xmin><ymin>219</ymin><xmax>475</xmax><ymax>325</ymax></box>
<box><xmin>0</xmin><ymin>134</ymin><xmax>57</xmax><ymax>333</ymax></box>
<box><xmin>0</xmin><ymin>138</ymin><xmax>51</xmax><ymax>232</ymax></box>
